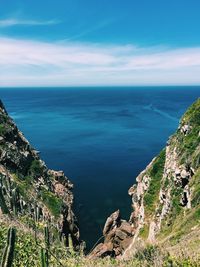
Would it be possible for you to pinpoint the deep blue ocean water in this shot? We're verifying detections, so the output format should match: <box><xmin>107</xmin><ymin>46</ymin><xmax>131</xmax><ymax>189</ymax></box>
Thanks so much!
<box><xmin>0</xmin><ymin>86</ymin><xmax>199</xmax><ymax>249</ymax></box>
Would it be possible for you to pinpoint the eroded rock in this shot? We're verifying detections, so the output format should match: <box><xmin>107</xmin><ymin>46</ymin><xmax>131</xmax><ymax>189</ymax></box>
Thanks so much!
<box><xmin>90</xmin><ymin>210</ymin><xmax>134</xmax><ymax>258</ymax></box>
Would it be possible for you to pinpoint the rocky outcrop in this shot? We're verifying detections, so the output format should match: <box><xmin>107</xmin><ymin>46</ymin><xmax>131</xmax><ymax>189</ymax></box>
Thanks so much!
<box><xmin>0</xmin><ymin>100</ymin><xmax>81</xmax><ymax>249</ymax></box>
<box><xmin>89</xmin><ymin>210</ymin><xmax>134</xmax><ymax>258</ymax></box>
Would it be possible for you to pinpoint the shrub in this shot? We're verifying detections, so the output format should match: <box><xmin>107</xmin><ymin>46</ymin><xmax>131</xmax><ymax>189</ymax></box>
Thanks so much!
<box><xmin>0</xmin><ymin>124</ymin><xmax>6</xmax><ymax>136</ymax></box>
<box><xmin>40</xmin><ymin>189</ymin><xmax>63</xmax><ymax>218</ymax></box>
<box><xmin>28</xmin><ymin>160</ymin><xmax>43</xmax><ymax>178</ymax></box>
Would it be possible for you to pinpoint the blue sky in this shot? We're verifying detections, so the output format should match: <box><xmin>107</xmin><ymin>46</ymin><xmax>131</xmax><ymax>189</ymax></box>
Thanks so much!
<box><xmin>1</xmin><ymin>0</ymin><xmax>200</xmax><ymax>86</ymax></box>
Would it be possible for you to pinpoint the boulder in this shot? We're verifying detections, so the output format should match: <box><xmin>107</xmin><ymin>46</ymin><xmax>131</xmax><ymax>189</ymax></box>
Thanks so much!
<box><xmin>119</xmin><ymin>221</ymin><xmax>133</xmax><ymax>235</ymax></box>
<box><xmin>115</xmin><ymin>229</ymin><xmax>127</xmax><ymax>240</ymax></box>
<box><xmin>90</xmin><ymin>210</ymin><xmax>134</xmax><ymax>258</ymax></box>
<box><xmin>88</xmin><ymin>243</ymin><xmax>113</xmax><ymax>258</ymax></box>
<box><xmin>103</xmin><ymin>210</ymin><xmax>120</xmax><ymax>236</ymax></box>
<box><xmin>181</xmin><ymin>169</ymin><xmax>188</xmax><ymax>179</ymax></box>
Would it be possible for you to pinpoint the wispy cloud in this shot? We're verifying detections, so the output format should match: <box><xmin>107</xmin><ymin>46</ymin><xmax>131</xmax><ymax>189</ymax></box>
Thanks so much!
<box><xmin>0</xmin><ymin>37</ymin><xmax>200</xmax><ymax>86</ymax></box>
<box><xmin>65</xmin><ymin>18</ymin><xmax>116</xmax><ymax>41</ymax></box>
<box><xmin>0</xmin><ymin>18</ymin><xmax>60</xmax><ymax>27</ymax></box>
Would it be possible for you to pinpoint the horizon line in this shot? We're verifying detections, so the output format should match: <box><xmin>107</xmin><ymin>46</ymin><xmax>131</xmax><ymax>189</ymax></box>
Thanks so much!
<box><xmin>0</xmin><ymin>85</ymin><xmax>200</xmax><ymax>89</ymax></box>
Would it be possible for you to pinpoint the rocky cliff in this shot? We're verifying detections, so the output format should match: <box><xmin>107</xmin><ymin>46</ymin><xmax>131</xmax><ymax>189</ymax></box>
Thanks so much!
<box><xmin>91</xmin><ymin>98</ymin><xmax>200</xmax><ymax>260</ymax></box>
<box><xmin>0</xmin><ymin>100</ymin><xmax>82</xmax><ymax>264</ymax></box>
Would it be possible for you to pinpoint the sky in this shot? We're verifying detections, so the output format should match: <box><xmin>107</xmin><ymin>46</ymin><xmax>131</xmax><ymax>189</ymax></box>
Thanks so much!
<box><xmin>1</xmin><ymin>0</ymin><xmax>200</xmax><ymax>86</ymax></box>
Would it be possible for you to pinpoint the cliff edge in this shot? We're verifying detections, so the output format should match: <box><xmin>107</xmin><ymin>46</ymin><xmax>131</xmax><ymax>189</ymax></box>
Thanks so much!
<box><xmin>0</xmin><ymin>100</ymin><xmax>82</xmax><ymax>265</ymax></box>
<box><xmin>91</xmin><ymin>98</ymin><xmax>200</xmax><ymax>260</ymax></box>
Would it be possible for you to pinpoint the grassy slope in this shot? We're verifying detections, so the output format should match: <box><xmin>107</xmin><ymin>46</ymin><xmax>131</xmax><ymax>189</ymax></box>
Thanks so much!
<box><xmin>0</xmin><ymin>102</ymin><xmax>78</xmax><ymax>265</ymax></box>
<box><xmin>1</xmin><ymin>222</ymin><xmax>199</xmax><ymax>267</ymax></box>
<box><xmin>137</xmin><ymin>99</ymin><xmax>200</xmax><ymax>262</ymax></box>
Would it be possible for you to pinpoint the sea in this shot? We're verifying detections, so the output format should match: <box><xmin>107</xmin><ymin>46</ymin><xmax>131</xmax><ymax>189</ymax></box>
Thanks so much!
<box><xmin>0</xmin><ymin>86</ymin><xmax>199</xmax><ymax>249</ymax></box>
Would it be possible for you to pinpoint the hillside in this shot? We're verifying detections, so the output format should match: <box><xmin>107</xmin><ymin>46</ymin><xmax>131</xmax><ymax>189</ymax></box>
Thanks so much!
<box><xmin>0</xmin><ymin>100</ymin><xmax>82</xmax><ymax>266</ymax></box>
<box><xmin>90</xmin><ymin>98</ymin><xmax>200</xmax><ymax>264</ymax></box>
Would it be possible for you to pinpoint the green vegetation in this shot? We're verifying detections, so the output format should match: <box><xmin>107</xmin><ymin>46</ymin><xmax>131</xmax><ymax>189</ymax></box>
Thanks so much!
<box><xmin>171</xmin><ymin>186</ymin><xmax>182</xmax><ymax>213</ymax></box>
<box><xmin>0</xmin><ymin>223</ymin><xmax>69</xmax><ymax>267</ymax></box>
<box><xmin>178</xmin><ymin>99</ymin><xmax>200</xmax><ymax>167</ymax></box>
<box><xmin>0</xmin><ymin>190</ymin><xmax>9</xmax><ymax>214</ymax></box>
<box><xmin>41</xmin><ymin>226</ymin><xmax>50</xmax><ymax>267</ymax></box>
<box><xmin>191</xmin><ymin>169</ymin><xmax>200</xmax><ymax>206</ymax></box>
<box><xmin>143</xmin><ymin>149</ymin><xmax>166</xmax><ymax>216</ymax></box>
<box><xmin>159</xmin><ymin>196</ymin><xmax>200</xmax><ymax>247</ymax></box>
<box><xmin>157</xmin><ymin>99</ymin><xmax>200</xmax><ymax>243</ymax></box>
<box><xmin>158</xmin><ymin>170</ymin><xmax>200</xmax><ymax>241</ymax></box>
<box><xmin>40</xmin><ymin>189</ymin><xmax>63</xmax><ymax>218</ymax></box>
<box><xmin>1</xmin><ymin>225</ymin><xmax>199</xmax><ymax>267</ymax></box>
<box><xmin>12</xmin><ymin>173</ymin><xmax>32</xmax><ymax>200</ymax></box>
<box><xmin>167</xmin><ymin>206</ymin><xmax>200</xmax><ymax>247</ymax></box>
<box><xmin>177</xmin><ymin>207</ymin><xmax>200</xmax><ymax>236</ymax></box>
<box><xmin>139</xmin><ymin>224</ymin><xmax>149</xmax><ymax>239</ymax></box>
<box><xmin>135</xmin><ymin>245</ymin><xmax>163</xmax><ymax>264</ymax></box>
<box><xmin>181</xmin><ymin>98</ymin><xmax>200</xmax><ymax>125</ymax></box>
<box><xmin>0</xmin><ymin>225</ymin><xmax>40</xmax><ymax>267</ymax></box>
<box><xmin>179</xmin><ymin>127</ymin><xmax>200</xmax><ymax>167</ymax></box>
<box><xmin>28</xmin><ymin>160</ymin><xmax>44</xmax><ymax>178</ymax></box>
<box><xmin>0</xmin><ymin>113</ymin><xmax>9</xmax><ymax>124</ymax></box>
<box><xmin>1</xmin><ymin>227</ymin><xmax>16</xmax><ymax>267</ymax></box>
<box><xmin>0</xmin><ymin>124</ymin><xmax>6</xmax><ymax>136</ymax></box>
<box><xmin>0</xmin><ymin>113</ymin><xmax>14</xmax><ymax>136</ymax></box>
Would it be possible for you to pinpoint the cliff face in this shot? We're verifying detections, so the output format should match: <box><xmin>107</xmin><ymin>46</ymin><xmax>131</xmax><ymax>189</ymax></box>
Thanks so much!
<box><xmin>91</xmin><ymin>98</ymin><xmax>200</xmax><ymax>259</ymax></box>
<box><xmin>0</xmin><ymin>100</ymin><xmax>81</xmax><ymax>252</ymax></box>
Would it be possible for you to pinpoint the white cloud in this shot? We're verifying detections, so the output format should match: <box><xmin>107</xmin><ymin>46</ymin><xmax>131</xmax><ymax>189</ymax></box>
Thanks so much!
<box><xmin>0</xmin><ymin>37</ymin><xmax>200</xmax><ymax>86</ymax></box>
<box><xmin>0</xmin><ymin>18</ymin><xmax>60</xmax><ymax>27</ymax></box>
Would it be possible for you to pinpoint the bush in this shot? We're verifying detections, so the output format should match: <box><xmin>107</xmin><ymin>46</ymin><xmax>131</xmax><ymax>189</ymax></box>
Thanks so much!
<box><xmin>28</xmin><ymin>160</ymin><xmax>43</xmax><ymax>178</ymax></box>
<box><xmin>40</xmin><ymin>189</ymin><xmax>63</xmax><ymax>218</ymax></box>
<box><xmin>0</xmin><ymin>124</ymin><xmax>6</xmax><ymax>136</ymax></box>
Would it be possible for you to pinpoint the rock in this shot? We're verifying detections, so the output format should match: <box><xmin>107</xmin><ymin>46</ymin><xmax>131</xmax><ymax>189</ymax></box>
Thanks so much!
<box><xmin>89</xmin><ymin>243</ymin><xmax>113</xmax><ymax>258</ymax></box>
<box><xmin>92</xmin><ymin>99</ymin><xmax>200</xmax><ymax>260</ymax></box>
<box><xmin>0</xmin><ymin>100</ymin><xmax>8</xmax><ymax>114</ymax></box>
<box><xmin>115</xmin><ymin>229</ymin><xmax>127</xmax><ymax>240</ymax></box>
<box><xmin>180</xmin><ymin>124</ymin><xmax>191</xmax><ymax>135</ymax></box>
<box><xmin>0</xmin><ymin>100</ymin><xmax>82</xmax><ymax>251</ymax></box>
<box><xmin>128</xmin><ymin>185</ymin><xmax>136</xmax><ymax>196</ymax></box>
<box><xmin>190</xmin><ymin>167</ymin><xmax>195</xmax><ymax>176</ymax></box>
<box><xmin>120</xmin><ymin>237</ymin><xmax>133</xmax><ymax>250</ymax></box>
<box><xmin>181</xmin><ymin>192</ymin><xmax>188</xmax><ymax>206</ymax></box>
<box><xmin>180</xmin><ymin>169</ymin><xmax>188</xmax><ymax>179</ymax></box>
<box><xmin>90</xmin><ymin>210</ymin><xmax>134</xmax><ymax>258</ymax></box>
<box><xmin>119</xmin><ymin>221</ymin><xmax>133</xmax><ymax>235</ymax></box>
<box><xmin>103</xmin><ymin>210</ymin><xmax>120</xmax><ymax>236</ymax></box>
<box><xmin>181</xmin><ymin>185</ymin><xmax>191</xmax><ymax>209</ymax></box>
<box><xmin>175</xmin><ymin>168</ymin><xmax>181</xmax><ymax>176</ymax></box>
<box><xmin>166</xmin><ymin>139</ymin><xmax>170</xmax><ymax>146</ymax></box>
